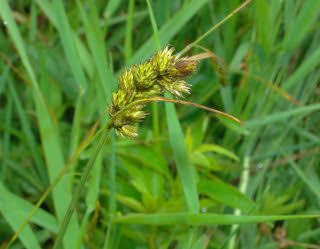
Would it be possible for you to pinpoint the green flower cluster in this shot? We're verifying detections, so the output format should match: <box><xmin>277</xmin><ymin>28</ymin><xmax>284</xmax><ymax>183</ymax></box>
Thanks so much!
<box><xmin>108</xmin><ymin>47</ymin><xmax>198</xmax><ymax>138</ymax></box>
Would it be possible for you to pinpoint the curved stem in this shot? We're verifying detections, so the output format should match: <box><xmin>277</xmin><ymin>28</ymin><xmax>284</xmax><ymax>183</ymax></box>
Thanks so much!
<box><xmin>113</xmin><ymin>97</ymin><xmax>241</xmax><ymax>124</ymax></box>
<box><xmin>53</xmin><ymin>123</ymin><xmax>111</xmax><ymax>249</ymax></box>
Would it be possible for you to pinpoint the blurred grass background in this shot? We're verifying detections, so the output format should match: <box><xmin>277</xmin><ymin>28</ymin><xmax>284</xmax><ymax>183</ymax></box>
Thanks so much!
<box><xmin>0</xmin><ymin>0</ymin><xmax>319</xmax><ymax>248</ymax></box>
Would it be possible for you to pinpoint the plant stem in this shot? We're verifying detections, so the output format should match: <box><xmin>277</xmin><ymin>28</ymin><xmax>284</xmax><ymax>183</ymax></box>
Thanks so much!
<box><xmin>115</xmin><ymin>96</ymin><xmax>241</xmax><ymax>124</ymax></box>
<box><xmin>227</xmin><ymin>156</ymin><xmax>250</xmax><ymax>249</ymax></box>
<box><xmin>53</xmin><ymin>124</ymin><xmax>111</xmax><ymax>249</ymax></box>
<box><xmin>179</xmin><ymin>0</ymin><xmax>254</xmax><ymax>55</ymax></box>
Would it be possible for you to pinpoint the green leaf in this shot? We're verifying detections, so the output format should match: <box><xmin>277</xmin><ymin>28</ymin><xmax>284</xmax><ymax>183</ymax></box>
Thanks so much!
<box><xmin>113</xmin><ymin>213</ymin><xmax>320</xmax><ymax>225</ymax></box>
<box><xmin>0</xmin><ymin>182</ymin><xmax>58</xmax><ymax>233</ymax></box>
<box><xmin>198</xmin><ymin>177</ymin><xmax>254</xmax><ymax>212</ymax></box>
<box><xmin>0</xmin><ymin>183</ymin><xmax>43</xmax><ymax>249</ymax></box>
<box><xmin>166</xmin><ymin>96</ymin><xmax>200</xmax><ymax>213</ymax></box>
<box><xmin>197</xmin><ymin>144</ymin><xmax>239</xmax><ymax>161</ymax></box>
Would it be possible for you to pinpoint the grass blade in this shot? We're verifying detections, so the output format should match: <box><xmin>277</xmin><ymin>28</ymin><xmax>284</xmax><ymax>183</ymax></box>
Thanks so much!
<box><xmin>0</xmin><ymin>1</ymin><xmax>79</xmax><ymax>248</ymax></box>
<box><xmin>0</xmin><ymin>182</ymin><xmax>58</xmax><ymax>233</ymax></box>
<box><xmin>129</xmin><ymin>0</ymin><xmax>210</xmax><ymax>64</ymax></box>
<box><xmin>1</xmin><ymin>85</ymin><xmax>12</xmax><ymax>182</ymax></box>
<box><xmin>0</xmin><ymin>183</ymin><xmax>42</xmax><ymax>249</ymax></box>
<box><xmin>8</xmin><ymin>78</ymin><xmax>47</xmax><ymax>184</ymax></box>
<box><xmin>124</xmin><ymin>0</ymin><xmax>135</xmax><ymax>63</ymax></box>
<box><xmin>245</xmin><ymin>104</ymin><xmax>320</xmax><ymax>128</ymax></box>
<box><xmin>51</xmin><ymin>0</ymin><xmax>87</xmax><ymax>90</ymax></box>
<box><xmin>145</xmin><ymin>0</ymin><xmax>199</xmax><ymax>213</ymax></box>
<box><xmin>165</xmin><ymin>97</ymin><xmax>199</xmax><ymax>213</ymax></box>
<box><xmin>113</xmin><ymin>213</ymin><xmax>320</xmax><ymax>226</ymax></box>
<box><xmin>76</xmin><ymin>0</ymin><xmax>115</xmax><ymax>102</ymax></box>
<box><xmin>198</xmin><ymin>177</ymin><xmax>253</xmax><ymax>212</ymax></box>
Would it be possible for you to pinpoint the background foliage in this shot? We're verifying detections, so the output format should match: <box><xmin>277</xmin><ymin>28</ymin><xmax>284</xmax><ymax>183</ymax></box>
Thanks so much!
<box><xmin>0</xmin><ymin>0</ymin><xmax>319</xmax><ymax>248</ymax></box>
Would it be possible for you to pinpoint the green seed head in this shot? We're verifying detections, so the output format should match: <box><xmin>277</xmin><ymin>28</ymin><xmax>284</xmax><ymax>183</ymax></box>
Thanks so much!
<box><xmin>152</xmin><ymin>46</ymin><xmax>175</xmax><ymax>75</ymax></box>
<box><xmin>119</xmin><ymin>70</ymin><xmax>135</xmax><ymax>91</ymax></box>
<box><xmin>108</xmin><ymin>46</ymin><xmax>198</xmax><ymax>138</ymax></box>
<box><xmin>133</xmin><ymin>62</ymin><xmax>157</xmax><ymax>90</ymax></box>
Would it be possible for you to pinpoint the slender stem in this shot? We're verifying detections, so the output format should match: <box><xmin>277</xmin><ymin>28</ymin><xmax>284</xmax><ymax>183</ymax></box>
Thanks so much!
<box><xmin>227</xmin><ymin>156</ymin><xmax>250</xmax><ymax>249</ymax></box>
<box><xmin>108</xmin><ymin>131</ymin><xmax>117</xmax><ymax>215</ymax></box>
<box><xmin>153</xmin><ymin>97</ymin><xmax>241</xmax><ymax>123</ymax></box>
<box><xmin>113</xmin><ymin>96</ymin><xmax>241</xmax><ymax>124</ymax></box>
<box><xmin>53</xmin><ymin>124</ymin><xmax>111</xmax><ymax>249</ymax></box>
<box><xmin>179</xmin><ymin>0</ymin><xmax>254</xmax><ymax>55</ymax></box>
<box><xmin>102</xmin><ymin>129</ymin><xmax>117</xmax><ymax>249</ymax></box>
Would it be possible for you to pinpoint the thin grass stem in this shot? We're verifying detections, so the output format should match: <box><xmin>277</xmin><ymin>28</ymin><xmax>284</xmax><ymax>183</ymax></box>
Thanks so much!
<box><xmin>113</xmin><ymin>96</ymin><xmax>241</xmax><ymax>124</ymax></box>
<box><xmin>52</xmin><ymin>124</ymin><xmax>111</xmax><ymax>249</ymax></box>
<box><xmin>179</xmin><ymin>0</ymin><xmax>254</xmax><ymax>55</ymax></box>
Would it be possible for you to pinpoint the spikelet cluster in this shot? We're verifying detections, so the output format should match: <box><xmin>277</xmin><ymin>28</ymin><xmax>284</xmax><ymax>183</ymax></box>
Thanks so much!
<box><xmin>108</xmin><ymin>47</ymin><xmax>198</xmax><ymax>138</ymax></box>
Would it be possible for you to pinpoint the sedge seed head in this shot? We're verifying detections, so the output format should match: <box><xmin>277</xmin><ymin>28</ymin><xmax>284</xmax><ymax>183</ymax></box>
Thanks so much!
<box><xmin>132</xmin><ymin>62</ymin><xmax>157</xmax><ymax>90</ymax></box>
<box><xmin>108</xmin><ymin>46</ymin><xmax>198</xmax><ymax>138</ymax></box>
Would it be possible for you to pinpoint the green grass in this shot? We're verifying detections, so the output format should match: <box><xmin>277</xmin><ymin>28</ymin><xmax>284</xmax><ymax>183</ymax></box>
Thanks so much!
<box><xmin>0</xmin><ymin>0</ymin><xmax>319</xmax><ymax>249</ymax></box>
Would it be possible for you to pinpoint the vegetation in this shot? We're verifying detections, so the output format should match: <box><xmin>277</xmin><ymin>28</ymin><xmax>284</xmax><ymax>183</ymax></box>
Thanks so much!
<box><xmin>0</xmin><ymin>0</ymin><xmax>319</xmax><ymax>248</ymax></box>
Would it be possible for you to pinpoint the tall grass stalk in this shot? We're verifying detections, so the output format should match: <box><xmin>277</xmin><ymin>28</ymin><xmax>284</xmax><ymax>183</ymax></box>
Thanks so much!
<box><xmin>53</xmin><ymin>124</ymin><xmax>111</xmax><ymax>249</ymax></box>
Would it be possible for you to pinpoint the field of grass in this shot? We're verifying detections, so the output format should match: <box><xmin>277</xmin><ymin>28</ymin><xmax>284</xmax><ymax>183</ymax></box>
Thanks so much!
<box><xmin>0</xmin><ymin>0</ymin><xmax>320</xmax><ymax>248</ymax></box>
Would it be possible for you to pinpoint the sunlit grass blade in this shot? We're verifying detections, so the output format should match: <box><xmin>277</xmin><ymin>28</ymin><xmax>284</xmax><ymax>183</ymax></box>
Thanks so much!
<box><xmin>113</xmin><ymin>213</ymin><xmax>320</xmax><ymax>226</ymax></box>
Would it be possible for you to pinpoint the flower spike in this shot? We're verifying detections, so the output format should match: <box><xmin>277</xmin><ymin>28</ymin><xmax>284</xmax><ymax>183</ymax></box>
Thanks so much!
<box><xmin>108</xmin><ymin>46</ymin><xmax>198</xmax><ymax>138</ymax></box>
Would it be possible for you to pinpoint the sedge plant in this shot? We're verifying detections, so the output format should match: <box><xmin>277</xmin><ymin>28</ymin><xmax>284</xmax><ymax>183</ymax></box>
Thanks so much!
<box><xmin>52</xmin><ymin>45</ymin><xmax>241</xmax><ymax>249</ymax></box>
<box><xmin>4</xmin><ymin>1</ymin><xmax>251</xmax><ymax>247</ymax></box>
<box><xmin>2</xmin><ymin>0</ymin><xmax>320</xmax><ymax>248</ymax></box>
